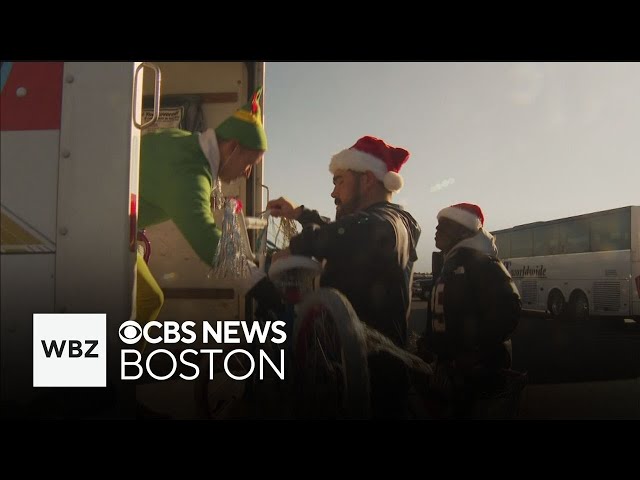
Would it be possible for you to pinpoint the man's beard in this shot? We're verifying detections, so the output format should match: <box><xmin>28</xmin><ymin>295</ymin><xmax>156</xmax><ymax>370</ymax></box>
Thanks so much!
<box><xmin>335</xmin><ymin>190</ymin><xmax>362</xmax><ymax>220</ymax></box>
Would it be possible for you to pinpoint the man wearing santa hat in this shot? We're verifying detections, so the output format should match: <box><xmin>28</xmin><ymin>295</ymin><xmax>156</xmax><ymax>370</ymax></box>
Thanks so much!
<box><xmin>267</xmin><ymin>135</ymin><xmax>420</xmax><ymax>348</ymax></box>
<box><xmin>266</xmin><ymin>135</ymin><xmax>421</xmax><ymax>418</ymax></box>
<box><xmin>418</xmin><ymin>203</ymin><xmax>523</xmax><ymax>419</ymax></box>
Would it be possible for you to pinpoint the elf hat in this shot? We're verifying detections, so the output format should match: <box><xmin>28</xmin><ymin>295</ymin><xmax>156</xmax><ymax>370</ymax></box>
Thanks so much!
<box><xmin>437</xmin><ymin>203</ymin><xmax>484</xmax><ymax>231</ymax></box>
<box><xmin>329</xmin><ymin>135</ymin><xmax>410</xmax><ymax>193</ymax></box>
<box><xmin>215</xmin><ymin>86</ymin><xmax>268</xmax><ymax>150</ymax></box>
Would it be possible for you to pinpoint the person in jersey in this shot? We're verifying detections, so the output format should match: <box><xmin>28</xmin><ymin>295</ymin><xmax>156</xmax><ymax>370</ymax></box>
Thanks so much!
<box><xmin>418</xmin><ymin>203</ymin><xmax>522</xmax><ymax>419</ymax></box>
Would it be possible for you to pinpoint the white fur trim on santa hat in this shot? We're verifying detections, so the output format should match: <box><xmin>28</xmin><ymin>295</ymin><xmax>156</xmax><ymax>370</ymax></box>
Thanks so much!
<box><xmin>384</xmin><ymin>171</ymin><xmax>403</xmax><ymax>192</ymax></box>
<box><xmin>437</xmin><ymin>206</ymin><xmax>482</xmax><ymax>231</ymax></box>
<box><xmin>329</xmin><ymin>148</ymin><xmax>404</xmax><ymax>192</ymax></box>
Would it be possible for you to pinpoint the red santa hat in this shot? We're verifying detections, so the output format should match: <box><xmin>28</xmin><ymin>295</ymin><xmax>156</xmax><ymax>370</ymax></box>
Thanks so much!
<box><xmin>437</xmin><ymin>203</ymin><xmax>485</xmax><ymax>231</ymax></box>
<box><xmin>329</xmin><ymin>135</ymin><xmax>410</xmax><ymax>193</ymax></box>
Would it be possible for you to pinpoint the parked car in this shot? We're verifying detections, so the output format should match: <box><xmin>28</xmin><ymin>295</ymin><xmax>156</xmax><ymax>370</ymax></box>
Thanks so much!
<box><xmin>412</xmin><ymin>275</ymin><xmax>434</xmax><ymax>301</ymax></box>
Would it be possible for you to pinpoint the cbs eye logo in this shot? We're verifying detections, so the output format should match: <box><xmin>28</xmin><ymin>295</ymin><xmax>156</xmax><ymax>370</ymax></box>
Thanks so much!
<box><xmin>119</xmin><ymin>320</ymin><xmax>142</xmax><ymax>345</ymax></box>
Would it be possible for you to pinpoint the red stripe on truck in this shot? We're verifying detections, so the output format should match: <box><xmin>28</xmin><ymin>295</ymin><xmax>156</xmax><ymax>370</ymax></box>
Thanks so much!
<box><xmin>1</xmin><ymin>62</ymin><xmax>63</xmax><ymax>131</ymax></box>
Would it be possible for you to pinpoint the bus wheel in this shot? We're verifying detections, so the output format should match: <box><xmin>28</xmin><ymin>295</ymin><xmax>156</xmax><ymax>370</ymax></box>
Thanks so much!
<box><xmin>548</xmin><ymin>290</ymin><xmax>566</xmax><ymax>319</ymax></box>
<box><xmin>569</xmin><ymin>291</ymin><xmax>589</xmax><ymax>322</ymax></box>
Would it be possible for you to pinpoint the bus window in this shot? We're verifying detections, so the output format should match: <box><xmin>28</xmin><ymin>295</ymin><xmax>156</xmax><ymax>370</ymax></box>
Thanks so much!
<box><xmin>562</xmin><ymin>220</ymin><xmax>590</xmax><ymax>254</ymax></box>
<box><xmin>511</xmin><ymin>229</ymin><xmax>533</xmax><ymax>258</ymax></box>
<box><xmin>495</xmin><ymin>232</ymin><xmax>511</xmax><ymax>259</ymax></box>
<box><xmin>591</xmin><ymin>210</ymin><xmax>631</xmax><ymax>252</ymax></box>
<box><xmin>534</xmin><ymin>225</ymin><xmax>560</xmax><ymax>256</ymax></box>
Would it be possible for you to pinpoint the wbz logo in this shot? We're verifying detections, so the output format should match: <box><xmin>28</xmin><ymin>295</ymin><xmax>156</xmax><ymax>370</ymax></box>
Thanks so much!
<box><xmin>41</xmin><ymin>339</ymin><xmax>99</xmax><ymax>358</ymax></box>
<box><xmin>33</xmin><ymin>314</ymin><xmax>106</xmax><ymax>387</ymax></box>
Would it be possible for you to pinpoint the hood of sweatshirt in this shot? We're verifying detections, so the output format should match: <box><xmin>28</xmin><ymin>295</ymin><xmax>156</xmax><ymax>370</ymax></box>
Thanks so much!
<box><xmin>445</xmin><ymin>227</ymin><xmax>498</xmax><ymax>261</ymax></box>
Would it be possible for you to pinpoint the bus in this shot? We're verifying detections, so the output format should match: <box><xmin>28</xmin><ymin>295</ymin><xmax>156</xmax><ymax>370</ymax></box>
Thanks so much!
<box><xmin>491</xmin><ymin>206</ymin><xmax>640</xmax><ymax>323</ymax></box>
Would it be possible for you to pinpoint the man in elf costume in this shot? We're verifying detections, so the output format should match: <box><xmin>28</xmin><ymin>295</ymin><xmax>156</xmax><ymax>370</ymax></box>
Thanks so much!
<box><xmin>136</xmin><ymin>87</ymin><xmax>268</xmax><ymax>329</ymax></box>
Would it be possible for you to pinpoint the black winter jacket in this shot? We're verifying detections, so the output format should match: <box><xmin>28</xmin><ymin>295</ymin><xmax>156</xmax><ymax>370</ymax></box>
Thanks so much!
<box><xmin>425</xmin><ymin>246</ymin><xmax>521</xmax><ymax>371</ymax></box>
<box><xmin>290</xmin><ymin>202</ymin><xmax>421</xmax><ymax>348</ymax></box>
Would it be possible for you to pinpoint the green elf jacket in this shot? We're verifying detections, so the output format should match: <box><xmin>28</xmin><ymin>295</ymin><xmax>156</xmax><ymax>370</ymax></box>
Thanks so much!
<box><xmin>139</xmin><ymin>128</ymin><xmax>221</xmax><ymax>265</ymax></box>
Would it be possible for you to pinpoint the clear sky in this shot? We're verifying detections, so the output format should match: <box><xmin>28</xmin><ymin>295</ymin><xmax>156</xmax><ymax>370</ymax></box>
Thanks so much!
<box><xmin>263</xmin><ymin>62</ymin><xmax>640</xmax><ymax>273</ymax></box>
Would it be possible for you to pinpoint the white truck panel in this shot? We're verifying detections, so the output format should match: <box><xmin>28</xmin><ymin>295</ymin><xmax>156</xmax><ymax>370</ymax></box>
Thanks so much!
<box><xmin>55</xmin><ymin>61</ymin><xmax>140</xmax><ymax>338</ymax></box>
<box><xmin>1</xmin><ymin>130</ymin><xmax>60</xmax><ymax>243</ymax></box>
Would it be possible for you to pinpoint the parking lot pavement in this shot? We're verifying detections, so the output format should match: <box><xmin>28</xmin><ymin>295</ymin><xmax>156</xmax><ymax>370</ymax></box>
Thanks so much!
<box><xmin>518</xmin><ymin>376</ymin><xmax>640</xmax><ymax>419</ymax></box>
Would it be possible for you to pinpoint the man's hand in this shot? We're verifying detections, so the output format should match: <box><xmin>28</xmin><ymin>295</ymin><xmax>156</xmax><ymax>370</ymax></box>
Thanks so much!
<box><xmin>266</xmin><ymin>197</ymin><xmax>302</xmax><ymax>220</ymax></box>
